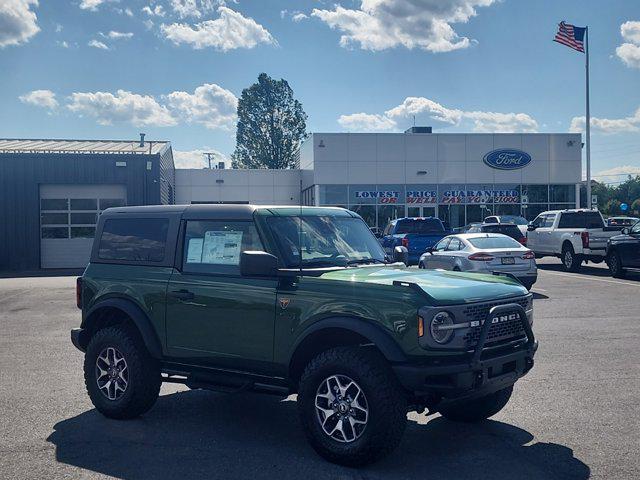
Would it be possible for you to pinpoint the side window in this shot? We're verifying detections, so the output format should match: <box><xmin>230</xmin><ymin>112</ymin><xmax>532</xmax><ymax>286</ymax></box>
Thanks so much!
<box><xmin>434</xmin><ymin>238</ymin><xmax>450</xmax><ymax>252</ymax></box>
<box><xmin>543</xmin><ymin>214</ymin><xmax>556</xmax><ymax>228</ymax></box>
<box><xmin>182</xmin><ymin>220</ymin><xmax>264</xmax><ymax>275</ymax></box>
<box><xmin>485</xmin><ymin>216</ymin><xmax>498</xmax><ymax>224</ymax></box>
<box><xmin>631</xmin><ymin>221</ymin><xmax>640</xmax><ymax>234</ymax></box>
<box><xmin>446</xmin><ymin>238</ymin><xmax>461</xmax><ymax>251</ymax></box>
<box><xmin>98</xmin><ymin>218</ymin><xmax>169</xmax><ymax>263</ymax></box>
<box><xmin>531</xmin><ymin>215</ymin><xmax>544</xmax><ymax>228</ymax></box>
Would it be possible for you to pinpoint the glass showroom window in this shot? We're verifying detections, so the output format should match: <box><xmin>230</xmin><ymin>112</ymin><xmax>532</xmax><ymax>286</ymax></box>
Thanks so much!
<box><xmin>522</xmin><ymin>185</ymin><xmax>549</xmax><ymax>204</ymax></box>
<box><xmin>350</xmin><ymin>204</ymin><xmax>376</xmax><ymax>228</ymax></box>
<box><xmin>550</xmin><ymin>184</ymin><xmax>576</xmax><ymax>204</ymax></box>
<box><xmin>438</xmin><ymin>184</ymin><xmax>466</xmax><ymax>229</ymax></box>
<box><xmin>466</xmin><ymin>183</ymin><xmax>494</xmax><ymax>222</ymax></box>
<box><xmin>378</xmin><ymin>205</ymin><xmax>404</xmax><ymax>231</ymax></box>
<box><xmin>348</xmin><ymin>184</ymin><xmax>377</xmax><ymax>206</ymax></box>
<box><xmin>523</xmin><ymin>204</ymin><xmax>548</xmax><ymax>221</ymax></box>
<box><xmin>493</xmin><ymin>184</ymin><xmax>521</xmax><ymax>217</ymax></box>
<box><xmin>319</xmin><ymin>185</ymin><xmax>348</xmax><ymax>206</ymax></box>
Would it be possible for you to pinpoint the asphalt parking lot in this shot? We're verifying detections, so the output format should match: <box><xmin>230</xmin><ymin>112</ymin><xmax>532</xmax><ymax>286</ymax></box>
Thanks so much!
<box><xmin>1</xmin><ymin>259</ymin><xmax>639</xmax><ymax>480</ymax></box>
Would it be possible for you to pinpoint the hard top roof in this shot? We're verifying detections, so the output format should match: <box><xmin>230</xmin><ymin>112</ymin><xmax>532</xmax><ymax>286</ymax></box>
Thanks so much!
<box><xmin>101</xmin><ymin>204</ymin><xmax>356</xmax><ymax>220</ymax></box>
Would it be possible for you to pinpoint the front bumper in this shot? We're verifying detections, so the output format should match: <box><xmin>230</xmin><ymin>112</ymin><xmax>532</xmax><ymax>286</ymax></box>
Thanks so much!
<box><xmin>393</xmin><ymin>341</ymin><xmax>537</xmax><ymax>399</ymax></box>
<box><xmin>394</xmin><ymin>302</ymin><xmax>537</xmax><ymax>400</ymax></box>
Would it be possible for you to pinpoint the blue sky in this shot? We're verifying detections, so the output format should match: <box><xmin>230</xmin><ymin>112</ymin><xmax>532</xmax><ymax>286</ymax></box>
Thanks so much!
<box><xmin>1</xmin><ymin>0</ymin><xmax>639</xmax><ymax>181</ymax></box>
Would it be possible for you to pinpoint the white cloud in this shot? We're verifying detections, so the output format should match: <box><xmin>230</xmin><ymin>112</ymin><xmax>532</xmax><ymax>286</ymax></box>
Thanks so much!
<box><xmin>67</xmin><ymin>90</ymin><xmax>177</xmax><ymax>127</ymax></box>
<box><xmin>79</xmin><ymin>0</ymin><xmax>118</xmax><ymax>11</ymax></box>
<box><xmin>616</xmin><ymin>21</ymin><xmax>640</xmax><ymax>69</ymax></box>
<box><xmin>338</xmin><ymin>113</ymin><xmax>397</xmax><ymax>131</ymax></box>
<box><xmin>55</xmin><ymin>23</ymin><xmax>62</xmax><ymax>33</ymax></box>
<box><xmin>593</xmin><ymin>165</ymin><xmax>640</xmax><ymax>179</ymax></box>
<box><xmin>281</xmin><ymin>9</ymin><xmax>308</xmax><ymax>22</ymax></box>
<box><xmin>173</xmin><ymin>148</ymin><xmax>229</xmax><ymax>168</ymax></box>
<box><xmin>345</xmin><ymin>96</ymin><xmax>538</xmax><ymax>133</ymax></box>
<box><xmin>0</xmin><ymin>0</ymin><xmax>40</xmax><ymax>48</ymax></box>
<box><xmin>170</xmin><ymin>0</ymin><xmax>218</xmax><ymax>19</ymax></box>
<box><xmin>161</xmin><ymin>6</ymin><xmax>276</xmax><ymax>51</ymax></box>
<box><xmin>570</xmin><ymin>107</ymin><xmax>640</xmax><ymax>134</ymax></box>
<box><xmin>57</xmin><ymin>40</ymin><xmax>69</xmax><ymax>48</ymax></box>
<box><xmin>311</xmin><ymin>0</ymin><xmax>496</xmax><ymax>52</ymax></box>
<box><xmin>88</xmin><ymin>39</ymin><xmax>109</xmax><ymax>50</ymax></box>
<box><xmin>143</xmin><ymin>19</ymin><xmax>155</xmax><ymax>30</ymax></box>
<box><xmin>165</xmin><ymin>83</ymin><xmax>237</xmax><ymax>130</ymax></box>
<box><xmin>142</xmin><ymin>4</ymin><xmax>166</xmax><ymax>17</ymax></box>
<box><xmin>101</xmin><ymin>30</ymin><xmax>134</xmax><ymax>40</ymax></box>
<box><xmin>19</xmin><ymin>89</ymin><xmax>58</xmax><ymax>109</ymax></box>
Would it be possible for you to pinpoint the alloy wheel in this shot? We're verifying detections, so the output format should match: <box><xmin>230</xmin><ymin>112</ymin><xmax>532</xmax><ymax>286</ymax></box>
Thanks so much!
<box><xmin>95</xmin><ymin>347</ymin><xmax>129</xmax><ymax>401</ymax></box>
<box><xmin>315</xmin><ymin>374</ymin><xmax>369</xmax><ymax>443</ymax></box>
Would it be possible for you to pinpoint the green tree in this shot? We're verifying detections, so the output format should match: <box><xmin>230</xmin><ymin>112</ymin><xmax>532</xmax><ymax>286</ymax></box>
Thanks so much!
<box><xmin>232</xmin><ymin>73</ymin><xmax>308</xmax><ymax>169</ymax></box>
<box><xmin>631</xmin><ymin>198</ymin><xmax>640</xmax><ymax>216</ymax></box>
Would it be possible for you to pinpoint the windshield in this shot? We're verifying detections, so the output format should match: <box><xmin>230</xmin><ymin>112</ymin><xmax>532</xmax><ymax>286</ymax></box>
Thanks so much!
<box><xmin>267</xmin><ymin>216</ymin><xmax>386</xmax><ymax>268</ymax></box>
<box><xmin>395</xmin><ymin>218</ymin><xmax>444</xmax><ymax>234</ymax></box>
<box><xmin>500</xmin><ymin>215</ymin><xmax>528</xmax><ymax>225</ymax></box>
<box><xmin>468</xmin><ymin>235</ymin><xmax>522</xmax><ymax>249</ymax></box>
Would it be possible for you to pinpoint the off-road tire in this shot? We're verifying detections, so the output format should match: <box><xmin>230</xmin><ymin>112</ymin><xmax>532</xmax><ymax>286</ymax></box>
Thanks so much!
<box><xmin>418</xmin><ymin>262</ymin><xmax>425</xmax><ymax>269</ymax></box>
<box><xmin>84</xmin><ymin>324</ymin><xmax>161</xmax><ymax>420</ymax></box>
<box><xmin>561</xmin><ymin>244</ymin><xmax>582</xmax><ymax>272</ymax></box>
<box><xmin>439</xmin><ymin>386</ymin><xmax>513</xmax><ymax>423</ymax></box>
<box><xmin>607</xmin><ymin>251</ymin><xmax>626</xmax><ymax>278</ymax></box>
<box><xmin>298</xmin><ymin>346</ymin><xmax>407</xmax><ymax>467</ymax></box>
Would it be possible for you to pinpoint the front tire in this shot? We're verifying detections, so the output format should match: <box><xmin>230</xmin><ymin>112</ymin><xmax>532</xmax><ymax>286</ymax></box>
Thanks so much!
<box><xmin>561</xmin><ymin>244</ymin><xmax>582</xmax><ymax>272</ymax></box>
<box><xmin>439</xmin><ymin>386</ymin><xmax>513</xmax><ymax>423</ymax></box>
<box><xmin>298</xmin><ymin>347</ymin><xmax>407</xmax><ymax>467</ymax></box>
<box><xmin>84</xmin><ymin>324</ymin><xmax>161</xmax><ymax>420</ymax></box>
<box><xmin>607</xmin><ymin>251</ymin><xmax>626</xmax><ymax>278</ymax></box>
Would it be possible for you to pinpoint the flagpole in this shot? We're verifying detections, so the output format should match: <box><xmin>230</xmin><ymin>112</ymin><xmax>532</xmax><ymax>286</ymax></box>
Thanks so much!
<box><xmin>585</xmin><ymin>26</ymin><xmax>591</xmax><ymax>209</ymax></box>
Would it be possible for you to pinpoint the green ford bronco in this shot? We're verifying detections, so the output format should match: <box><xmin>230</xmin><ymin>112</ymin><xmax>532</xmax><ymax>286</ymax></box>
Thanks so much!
<box><xmin>71</xmin><ymin>204</ymin><xmax>536</xmax><ymax>466</ymax></box>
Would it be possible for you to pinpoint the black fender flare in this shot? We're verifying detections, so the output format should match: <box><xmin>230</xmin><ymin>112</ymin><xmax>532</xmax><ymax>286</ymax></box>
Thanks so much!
<box><xmin>289</xmin><ymin>316</ymin><xmax>408</xmax><ymax>366</ymax></box>
<box><xmin>84</xmin><ymin>298</ymin><xmax>163</xmax><ymax>359</ymax></box>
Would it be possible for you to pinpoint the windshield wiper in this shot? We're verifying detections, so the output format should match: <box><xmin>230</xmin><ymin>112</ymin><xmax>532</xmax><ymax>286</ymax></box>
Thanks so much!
<box><xmin>345</xmin><ymin>258</ymin><xmax>386</xmax><ymax>266</ymax></box>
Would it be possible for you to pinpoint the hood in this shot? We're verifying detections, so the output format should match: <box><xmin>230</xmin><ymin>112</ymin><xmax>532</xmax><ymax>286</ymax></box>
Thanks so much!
<box><xmin>319</xmin><ymin>266</ymin><xmax>528</xmax><ymax>306</ymax></box>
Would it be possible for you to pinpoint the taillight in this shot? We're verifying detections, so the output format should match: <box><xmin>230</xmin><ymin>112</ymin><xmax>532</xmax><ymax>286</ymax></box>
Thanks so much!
<box><xmin>402</xmin><ymin>237</ymin><xmax>409</xmax><ymax>248</ymax></box>
<box><xmin>581</xmin><ymin>231</ymin><xmax>589</xmax><ymax>248</ymax></box>
<box><xmin>468</xmin><ymin>252</ymin><xmax>494</xmax><ymax>261</ymax></box>
<box><xmin>76</xmin><ymin>277</ymin><xmax>82</xmax><ymax>309</ymax></box>
<box><xmin>522</xmin><ymin>251</ymin><xmax>535</xmax><ymax>260</ymax></box>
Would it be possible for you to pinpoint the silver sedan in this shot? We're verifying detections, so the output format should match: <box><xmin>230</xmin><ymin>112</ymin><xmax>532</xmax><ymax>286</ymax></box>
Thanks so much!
<box><xmin>418</xmin><ymin>233</ymin><xmax>538</xmax><ymax>290</ymax></box>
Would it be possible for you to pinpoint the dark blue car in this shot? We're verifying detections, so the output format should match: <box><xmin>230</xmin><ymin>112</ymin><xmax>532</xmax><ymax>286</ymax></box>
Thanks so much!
<box><xmin>380</xmin><ymin>217</ymin><xmax>450</xmax><ymax>265</ymax></box>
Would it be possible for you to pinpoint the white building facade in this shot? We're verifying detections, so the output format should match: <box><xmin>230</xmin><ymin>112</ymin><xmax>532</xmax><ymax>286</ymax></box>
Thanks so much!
<box><xmin>176</xmin><ymin>131</ymin><xmax>582</xmax><ymax>230</ymax></box>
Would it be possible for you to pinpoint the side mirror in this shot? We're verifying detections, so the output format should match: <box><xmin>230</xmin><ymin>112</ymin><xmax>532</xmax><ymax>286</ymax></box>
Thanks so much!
<box><xmin>527</xmin><ymin>223</ymin><xmax>536</xmax><ymax>231</ymax></box>
<box><xmin>621</xmin><ymin>227</ymin><xmax>630</xmax><ymax>235</ymax></box>
<box><xmin>425</xmin><ymin>246</ymin><xmax>434</xmax><ymax>254</ymax></box>
<box><xmin>240</xmin><ymin>251</ymin><xmax>278</xmax><ymax>277</ymax></box>
<box><xmin>393</xmin><ymin>246</ymin><xmax>408</xmax><ymax>266</ymax></box>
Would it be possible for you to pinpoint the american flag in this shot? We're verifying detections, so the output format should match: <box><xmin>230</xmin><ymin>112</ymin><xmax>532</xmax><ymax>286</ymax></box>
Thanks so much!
<box><xmin>554</xmin><ymin>21</ymin><xmax>586</xmax><ymax>53</ymax></box>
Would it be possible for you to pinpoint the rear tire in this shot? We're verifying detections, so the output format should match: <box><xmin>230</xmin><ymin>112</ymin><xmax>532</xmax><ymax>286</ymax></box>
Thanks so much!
<box><xmin>561</xmin><ymin>244</ymin><xmax>582</xmax><ymax>272</ymax></box>
<box><xmin>298</xmin><ymin>346</ymin><xmax>407</xmax><ymax>467</ymax></box>
<box><xmin>439</xmin><ymin>386</ymin><xmax>513</xmax><ymax>423</ymax></box>
<box><xmin>607</xmin><ymin>251</ymin><xmax>626</xmax><ymax>278</ymax></box>
<box><xmin>418</xmin><ymin>262</ymin><xmax>424</xmax><ymax>269</ymax></box>
<box><xmin>84</xmin><ymin>324</ymin><xmax>161</xmax><ymax>420</ymax></box>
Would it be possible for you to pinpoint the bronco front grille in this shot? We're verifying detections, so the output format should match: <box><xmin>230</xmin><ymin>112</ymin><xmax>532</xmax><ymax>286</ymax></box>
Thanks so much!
<box><xmin>462</xmin><ymin>297</ymin><xmax>530</xmax><ymax>347</ymax></box>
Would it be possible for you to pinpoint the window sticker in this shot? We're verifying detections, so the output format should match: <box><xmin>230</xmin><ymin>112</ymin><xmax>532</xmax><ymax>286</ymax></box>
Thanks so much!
<box><xmin>202</xmin><ymin>231</ymin><xmax>243</xmax><ymax>265</ymax></box>
<box><xmin>186</xmin><ymin>238</ymin><xmax>204</xmax><ymax>263</ymax></box>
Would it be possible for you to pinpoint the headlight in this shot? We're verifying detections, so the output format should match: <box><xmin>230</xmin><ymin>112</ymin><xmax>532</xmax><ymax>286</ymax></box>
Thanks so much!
<box><xmin>430</xmin><ymin>311</ymin><xmax>454</xmax><ymax>344</ymax></box>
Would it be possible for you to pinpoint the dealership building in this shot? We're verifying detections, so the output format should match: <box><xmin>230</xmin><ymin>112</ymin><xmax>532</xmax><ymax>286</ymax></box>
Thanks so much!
<box><xmin>1</xmin><ymin>130</ymin><xmax>581</xmax><ymax>271</ymax></box>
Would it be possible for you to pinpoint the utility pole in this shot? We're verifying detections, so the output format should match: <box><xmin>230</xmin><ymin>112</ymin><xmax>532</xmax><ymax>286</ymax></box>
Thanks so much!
<box><xmin>203</xmin><ymin>152</ymin><xmax>217</xmax><ymax>169</ymax></box>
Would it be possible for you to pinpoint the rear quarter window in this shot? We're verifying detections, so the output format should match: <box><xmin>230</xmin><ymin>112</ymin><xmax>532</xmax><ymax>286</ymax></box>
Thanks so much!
<box><xmin>558</xmin><ymin>212</ymin><xmax>604</xmax><ymax>229</ymax></box>
<box><xmin>98</xmin><ymin>218</ymin><xmax>169</xmax><ymax>262</ymax></box>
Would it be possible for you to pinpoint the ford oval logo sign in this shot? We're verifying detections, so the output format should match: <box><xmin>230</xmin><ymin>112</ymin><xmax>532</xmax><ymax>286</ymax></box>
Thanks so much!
<box><xmin>483</xmin><ymin>149</ymin><xmax>532</xmax><ymax>170</ymax></box>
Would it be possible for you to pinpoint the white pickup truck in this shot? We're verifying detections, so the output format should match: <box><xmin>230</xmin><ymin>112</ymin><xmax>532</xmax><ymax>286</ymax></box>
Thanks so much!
<box><xmin>527</xmin><ymin>209</ymin><xmax>619</xmax><ymax>272</ymax></box>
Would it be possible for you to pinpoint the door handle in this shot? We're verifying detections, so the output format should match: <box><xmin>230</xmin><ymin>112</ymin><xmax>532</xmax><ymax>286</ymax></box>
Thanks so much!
<box><xmin>169</xmin><ymin>289</ymin><xmax>195</xmax><ymax>301</ymax></box>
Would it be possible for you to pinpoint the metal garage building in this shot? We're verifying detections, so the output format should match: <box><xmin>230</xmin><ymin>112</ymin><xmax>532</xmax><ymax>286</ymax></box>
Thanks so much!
<box><xmin>0</xmin><ymin>138</ymin><xmax>175</xmax><ymax>271</ymax></box>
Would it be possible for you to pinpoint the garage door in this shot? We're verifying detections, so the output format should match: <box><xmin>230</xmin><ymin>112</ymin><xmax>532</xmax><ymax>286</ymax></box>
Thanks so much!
<box><xmin>40</xmin><ymin>185</ymin><xmax>127</xmax><ymax>269</ymax></box>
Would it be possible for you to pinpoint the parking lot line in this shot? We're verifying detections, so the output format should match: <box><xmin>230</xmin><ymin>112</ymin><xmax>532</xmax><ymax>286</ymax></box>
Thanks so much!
<box><xmin>539</xmin><ymin>269</ymin><xmax>640</xmax><ymax>287</ymax></box>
